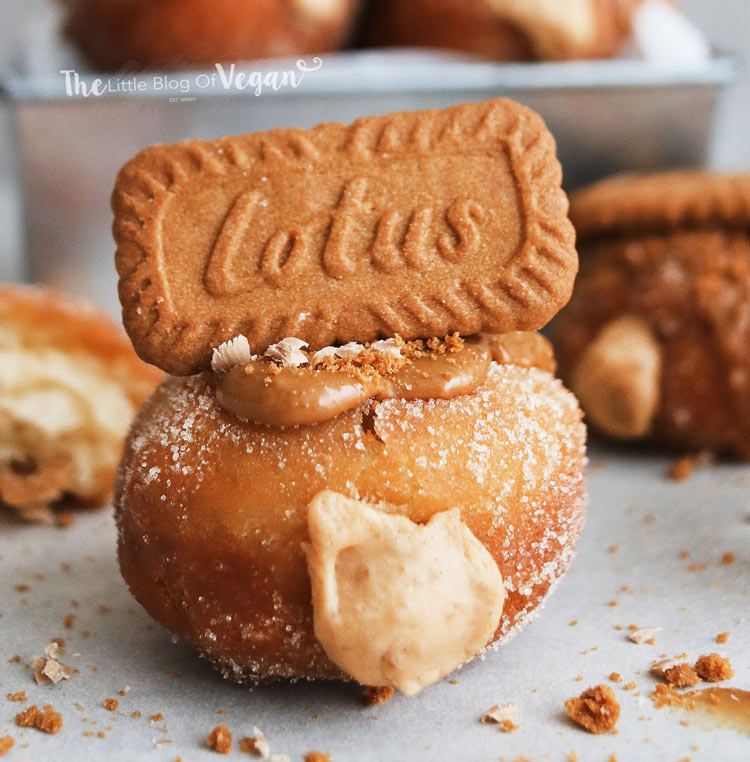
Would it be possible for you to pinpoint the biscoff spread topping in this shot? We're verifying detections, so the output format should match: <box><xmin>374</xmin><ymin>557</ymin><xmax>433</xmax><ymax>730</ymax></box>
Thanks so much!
<box><xmin>303</xmin><ymin>491</ymin><xmax>505</xmax><ymax>695</ymax></box>
<box><xmin>214</xmin><ymin>332</ymin><xmax>555</xmax><ymax>427</ymax></box>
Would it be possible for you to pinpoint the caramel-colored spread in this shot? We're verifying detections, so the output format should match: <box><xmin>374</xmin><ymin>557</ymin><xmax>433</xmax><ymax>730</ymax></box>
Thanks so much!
<box><xmin>215</xmin><ymin>332</ymin><xmax>555</xmax><ymax>427</ymax></box>
<box><xmin>304</xmin><ymin>491</ymin><xmax>505</xmax><ymax>695</ymax></box>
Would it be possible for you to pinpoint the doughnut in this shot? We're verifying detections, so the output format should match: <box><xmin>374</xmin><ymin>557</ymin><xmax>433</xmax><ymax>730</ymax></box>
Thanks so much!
<box><xmin>62</xmin><ymin>0</ymin><xmax>361</xmax><ymax>71</ymax></box>
<box><xmin>0</xmin><ymin>284</ymin><xmax>161</xmax><ymax>522</ymax></box>
<box><xmin>363</xmin><ymin>0</ymin><xmax>642</xmax><ymax>62</ymax></box>
<box><xmin>116</xmin><ymin>335</ymin><xmax>586</xmax><ymax>687</ymax></box>
<box><xmin>112</xmin><ymin>99</ymin><xmax>585</xmax><ymax>693</ymax></box>
<box><xmin>554</xmin><ymin>171</ymin><xmax>750</xmax><ymax>459</ymax></box>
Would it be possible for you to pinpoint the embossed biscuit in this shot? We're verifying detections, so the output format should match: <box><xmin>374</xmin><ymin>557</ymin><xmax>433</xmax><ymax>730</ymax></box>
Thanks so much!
<box><xmin>571</xmin><ymin>171</ymin><xmax>750</xmax><ymax>243</ymax></box>
<box><xmin>113</xmin><ymin>98</ymin><xmax>576</xmax><ymax>375</ymax></box>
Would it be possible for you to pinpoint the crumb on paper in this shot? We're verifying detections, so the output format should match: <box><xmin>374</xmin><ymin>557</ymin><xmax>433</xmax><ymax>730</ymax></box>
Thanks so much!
<box><xmin>207</xmin><ymin>724</ymin><xmax>232</xmax><ymax>754</ymax></box>
<box><xmin>564</xmin><ymin>685</ymin><xmax>620</xmax><ymax>734</ymax></box>
<box><xmin>32</xmin><ymin>642</ymin><xmax>73</xmax><ymax>685</ymax></box>
<box><xmin>0</xmin><ymin>737</ymin><xmax>13</xmax><ymax>756</ymax></box>
<box><xmin>720</xmin><ymin>552</ymin><xmax>736</xmax><ymax>566</ymax></box>
<box><xmin>716</xmin><ymin>632</ymin><xmax>730</xmax><ymax>644</ymax></box>
<box><xmin>609</xmin><ymin>672</ymin><xmax>622</xmax><ymax>683</ymax></box>
<box><xmin>240</xmin><ymin>726</ymin><xmax>270</xmax><ymax>758</ymax></box>
<box><xmin>668</xmin><ymin>455</ymin><xmax>696</xmax><ymax>481</ymax></box>
<box><xmin>652</xmin><ymin>682</ymin><xmax>681</xmax><ymax>707</ymax></box>
<box><xmin>104</xmin><ymin>698</ymin><xmax>118</xmax><ymax>711</ymax></box>
<box><xmin>628</xmin><ymin>627</ymin><xmax>660</xmax><ymax>644</ymax></box>
<box><xmin>15</xmin><ymin>704</ymin><xmax>62</xmax><ymax>734</ymax></box>
<box><xmin>664</xmin><ymin>664</ymin><xmax>700</xmax><ymax>688</ymax></box>
<box><xmin>362</xmin><ymin>685</ymin><xmax>394</xmax><ymax>707</ymax></box>
<box><xmin>304</xmin><ymin>753</ymin><xmax>333</xmax><ymax>762</ymax></box>
<box><xmin>650</xmin><ymin>658</ymin><xmax>682</xmax><ymax>678</ymax></box>
<box><xmin>481</xmin><ymin>702</ymin><xmax>519</xmax><ymax>731</ymax></box>
<box><xmin>7</xmin><ymin>691</ymin><xmax>26</xmax><ymax>702</ymax></box>
<box><xmin>694</xmin><ymin>653</ymin><xmax>734</xmax><ymax>682</ymax></box>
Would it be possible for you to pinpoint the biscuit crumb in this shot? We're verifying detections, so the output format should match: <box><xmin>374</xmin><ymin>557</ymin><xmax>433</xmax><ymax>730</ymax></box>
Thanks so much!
<box><xmin>304</xmin><ymin>753</ymin><xmax>332</xmax><ymax>762</ymax></box>
<box><xmin>104</xmin><ymin>698</ymin><xmax>118</xmax><ymax>711</ymax></box>
<box><xmin>664</xmin><ymin>664</ymin><xmax>700</xmax><ymax>688</ymax></box>
<box><xmin>16</xmin><ymin>704</ymin><xmax>63</xmax><ymax>734</ymax></box>
<box><xmin>212</xmin><ymin>335</ymin><xmax>253</xmax><ymax>373</ymax></box>
<box><xmin>207</xmin><ymin>724</ymin><xmax>232</xmax><ymax>754</ymax></box>
<box><xmin>362</xmin><ymin>685</ymin><xmax>394</xmax><ymax>707</ymax></box>
<box><xmin>240</xmin><ymin>726</ymin><xmax>270</xmax><ymax>758</ymax></box>
<box><xmin>32</xmin><ymin>642</ymin><xmax>73</xmax><ymax>685</ymax></box>
<box><xmin>628</xmin><ymin>627</ymin><xmax>660</xmax><ymax>644</ymax></box>
<box><xmin>652</xmin><ymin>683</ymin><xmax>680</xmax><ymax>706</ymax></box>
<box><xmin>265</xmin><ymin>337</ymin><xmax>309</xmax><ymax>368</ymax></box>
<box><xmin>0</xmin><ymin>737</ymin><xmax>13</xmax><ymax>756</ymax></box>
<box><xmin>716</xmin><ymin>632</ymin><xmax>730</xmax><ymax>644</ymax></box>
<box><xmin>650</xmin><ymin>658</ymin><xmax>682</xmax><ymax>678</ymax></box>
<box><xmin>720</xmin><ymin>552</ymin><xmax>736</xmax><ymax>566</ymax></box>
<box><xmin>7</xmin><ymin>691</ymin><xmax>26</xmax><ymax>702</ymax></box>
<box><xmin>694</xmin><ymin>653</ymin><xmax>734</xmax><ymax>682</ymax></box>
<box><xmin>609</xmin><ymin>672</ymin><xmax>622</xmax><ymax>683</ymax></box>
<box><xmin>481</xmin><ymin>702</ymin><xmax>518</xmax><ymax>731</ymax></box>
<box><xmin>565</xmin><ymin>685</ymin><xmax>620</xmax><ymax>734</ymax></box>
<box><xmin>668</xmin><ymin>455</ymin><xmax>696</xmax><ymax>481</ymax></box>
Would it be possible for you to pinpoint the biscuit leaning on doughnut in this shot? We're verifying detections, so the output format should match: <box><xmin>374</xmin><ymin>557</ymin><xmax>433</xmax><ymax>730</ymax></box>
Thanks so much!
<box><xmin>113</xmin><ymin>99</ymin><xmax>586</xmax><ymax>694</ymax></box>
<box><xmin>554</xmin><ymin>171</ymin><xmax>750</xmax><ymax>460</ymax></box>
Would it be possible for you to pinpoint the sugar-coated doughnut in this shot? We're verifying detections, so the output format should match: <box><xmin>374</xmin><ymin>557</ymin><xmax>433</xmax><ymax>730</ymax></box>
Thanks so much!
<box><xmin>364</xmin><ymin>0</ymin><xmax>639</xmax><ymax>62</ymax></box>
<box><xmin>63</xmin><ymin>0</ymin><xmax>360</xmax><ymax>71</ymax></box>
<box><xmin>0</xmin><ymin>284</ymin><xmax>161</xmax><ymax>521</ymax></box>
<box><xmin>116</xmin><ymin>360</ymin><xmax>586</xmax><ymax>685</ymax></box>
<box><xmin>555</xmin><ymin>171</ymin><xmax>750</xmax><ymax>459</ymax></box>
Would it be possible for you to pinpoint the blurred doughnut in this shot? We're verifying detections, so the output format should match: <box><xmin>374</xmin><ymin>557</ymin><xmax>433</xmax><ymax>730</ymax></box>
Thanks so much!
<box><xmin>363</xmin><ymin>0</ymin><xmax>643</xmax><ymax>61</ymax></box>
<box><xmin>62</xmin><ymin>0</ymin><xmax>361</xmax><ymax>71</ymax></box>
<box><xmin>0</xmin><ymin>284</ymin><xmax>161</xmax><ymax>522</ymax></box>
<box><xmin>554</xmin><ymin>171</ymin><xmax>750</xmax><ymax>459</ymax></box>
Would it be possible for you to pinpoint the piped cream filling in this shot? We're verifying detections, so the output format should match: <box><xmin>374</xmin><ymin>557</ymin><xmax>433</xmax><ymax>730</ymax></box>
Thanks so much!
<box><xmin>304</xmin><ymin>490</ymin><xmax>505</xmax><ymax>695</ymax></box>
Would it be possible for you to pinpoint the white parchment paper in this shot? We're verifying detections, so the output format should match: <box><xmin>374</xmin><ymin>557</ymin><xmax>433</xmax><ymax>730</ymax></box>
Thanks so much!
<box><xmin>1</xmin><ymin>444</ymin><xmax>748</xmax><ymax>761</ymax></box>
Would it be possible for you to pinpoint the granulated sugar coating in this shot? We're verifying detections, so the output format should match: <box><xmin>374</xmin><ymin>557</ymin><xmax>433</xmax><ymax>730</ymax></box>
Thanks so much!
<box><xmin>115</xmin><ymin>362</ymin><xmax>586</xmax><ymax>686</ymax></box>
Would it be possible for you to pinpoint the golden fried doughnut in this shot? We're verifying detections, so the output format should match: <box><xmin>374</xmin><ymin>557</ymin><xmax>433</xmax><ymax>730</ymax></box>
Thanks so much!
<box><xmin>116</xmin><ymin>358</ymin><xmax>586</xmax><ymax>685</ymax></box>
<box><xmin>555</xmin><ymin>171</ymin><xmax>750</xmax><ymax>459</ymax></box>
<box><xmin>364</xmin><ymin>0</ymin><xmax>641</xmax><ymax>62</ymax></box>
<box><xmin>62</xmin><ymin>0</ymin><xmax>360</xmax><ymax>71</ymax></box>
<box><xmin>0</xmin><ymin>284</ymin><xmax>161</xmax><ymax>521</ymax></box>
